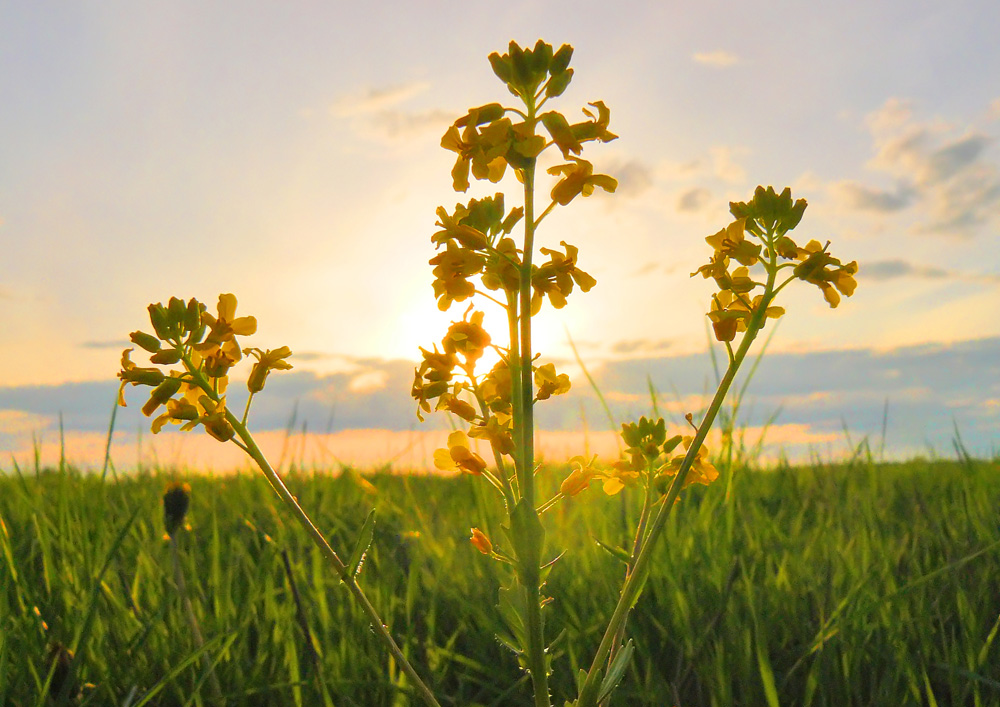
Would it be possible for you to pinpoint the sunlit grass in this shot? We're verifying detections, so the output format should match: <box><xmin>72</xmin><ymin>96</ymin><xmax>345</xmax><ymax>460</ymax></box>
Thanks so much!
<box><xmin>2</xmin><ymin>455</ymin><xmax>998</xmax><ymax>705</ymax></box>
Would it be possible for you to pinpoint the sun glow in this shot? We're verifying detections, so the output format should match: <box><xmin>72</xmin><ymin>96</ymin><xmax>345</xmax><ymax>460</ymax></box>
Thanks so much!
<box><xmin>395</xmin><ymin>296</ymin><xmax>578</xmax><ymax>376</ymax></box>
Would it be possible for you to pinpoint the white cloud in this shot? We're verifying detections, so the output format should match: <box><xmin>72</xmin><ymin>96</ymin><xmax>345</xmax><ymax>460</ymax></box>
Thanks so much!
<box><xmin>709</xmin><ymin>145</ymin><xmax>747</xmax><ymax>183</ymax></box>
<box><xmin>836</xmin><ymin>98</ymin><xmax>1000</xmax><ymax>236</ymax></box>
<box><xmin>988</xmin><ymin>98</ymin><xmax>1000</xmax><ymax>122</ymax></box>
<box><xmin>692</xmin><ymin>50</ymin><xmax>740</xmax><ymax>67</ymax></box>
<box><xmin>348</xmin><ymin>370</ymin><xmax>388</xmax><ymax>394</ymax></box>
<box><xmin>329</xmin><ymin>81</ymin><xmax>451</xmax><ymax>144</ymax></box>
<box><xmin>829</xmin><ymin>181</ymin><xmax>913</xmax><ymax>212</ymax></box>
<box><xmin>331</xmin><ymin>81</ymin><xmax>430</xmax><ymax>117</ymax></box>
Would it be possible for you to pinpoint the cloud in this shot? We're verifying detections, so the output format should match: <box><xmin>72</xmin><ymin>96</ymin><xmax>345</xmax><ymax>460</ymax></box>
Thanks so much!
<box><xmin>603</xmin><ymin>158</ymin><xmax>654</xmax><ymax>197</ymax></box>
<box><xmin>709</xmin><ymin>146</ymin><xmax>747</xmax><ymax>183</ymax></box>
<box><xmin>676</xmin><ymin>187</ymin><xmax>711</xmax><ymax>212</ymax></box>
<box><xmin>652</xmin><ymin>147</ymin><xmax>746</xmax><ymax>188</ymax></box>
<box><xmin>858</xmin><ymin>259</ymin><xmax>1000</xmax><ymax>285</ymax></box>
<box><xmin>79</xmin><ymin>339</ymin><xmax>128</xmax><ymax>349</ymax></box>
<box><xmin>632</xmin><ymin>262</ymin><xmax>665</xmax><ymax>277</ymax></box>
<box><xmin>859</xmin><ymin>259</ymin><xmax>949</xmax><ymax>281</ymax></box>
<box><xmin>291</xmin><ymin>351</ymin><xmax>335</xmax><ymax>362</ymax></box>
<box><xmin>609</xmin><ymin>339</ymin><xmax>672</xmax><ymax>355</ymax></box>
<box><xmin>829</xmin><ymin>181</ymin><xmax>914</xmax><ymax>212</ymax></box>
<box><xmin>332</xmin><ymin>82</ymin><xmax>430</xmax><ymax>117</ymax></box>
<box><xmin>330</xmin><ymin>81</ymin><xmax>451</xmax><ymax>144</ymax></box>
<box><xmin>3</xmin><ymin>339</ymin><xmax>998</xmax><ymax>461</ymax></box>
<box><xmin>692</xmin><ymin>51</ymin><xmax>740</xmax><ymax>67</ymax></box>
<box><xmin>845</xmin><ymin>98</ymin><xmax>1000</xmax><ymax>235</ymax></box>
<box><xmin>364</xmin><ymin>108</ymin><xmax>454</xmax><ymax>141</ymax></box>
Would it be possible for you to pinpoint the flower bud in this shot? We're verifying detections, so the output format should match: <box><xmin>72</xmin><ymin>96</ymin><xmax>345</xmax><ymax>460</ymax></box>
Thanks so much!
<box><xmin>129</xmin><ymin>331</ymin><xmax>161</xmax><ymax>353</ymax></box>
<box><xmin>184</xmin><ymin>298</ymin><xmax>203</xmax><ymax>334</ymax></box>
<box><xmin>163</xmin><ymin>481</ymin><xmax>191</xmax><ymax>538</ymax></box>
<box><xmin>142</xmin><ymin>377</ymin><xmax>183</xmax><ymax>416</ymax></box>
<box><xmin>147</xmin><ymin>303</ymin><xmax>171</xmax><ymax>340</ymax></box>
<box><xmin>470</xmin><ymin>527</ymin><xmax>492</xmax><ymax>555</ymax></box>
<box><xmin>150</xmin><ymin>348</ymin><xmax>182</xmax><ymax>365</ymax></box>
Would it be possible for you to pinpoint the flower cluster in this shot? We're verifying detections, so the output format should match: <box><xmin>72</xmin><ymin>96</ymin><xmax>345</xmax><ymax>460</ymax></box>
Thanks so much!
<box><xmin>554</xmin><ymin>416</ymin><xmax>718</xmax><ymax>499</ymax></box>
<box><xmin>693</xmin><ymin>186</ymin><xmax>858</xmax><ymax>343</ymax></box>
<box><xmin>531</xmin><ymin>241</ymin><xmax>597</xmax><ymax>313</ymax></box>
<box><xmin>117</xmin><ymin>294</ymin><xmax>292</xmax><ymax>442</ymax></box>
<box><xmin>411</xmin><ymin>310</ymin><xmax>572</xmax><ymax>472</ymax></box>
<box><xmin>417</xmin><ymin>40</ymin><xmax>617</xmax><ymax>486</ymax></box>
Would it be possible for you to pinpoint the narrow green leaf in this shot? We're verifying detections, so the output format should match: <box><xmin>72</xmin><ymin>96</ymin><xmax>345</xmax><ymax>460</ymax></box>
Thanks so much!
<box><xmin>348</xmin><ymin>509</ymin><xmax>376</xmax><ymax>578</ymax></box>
<box><xmin>597</xmin><ymin>639</ymin><xmax>634</xmax><ymax>702</ymax></box>
<box><xmin>593</xmin><ymin>538</ymin><xmax>631</xmax><ymax>565</ymax></box>
<box><xmin>754</xmin><ymin>626</ymin><xmax>780</xmax><ymax>707</ymax></box>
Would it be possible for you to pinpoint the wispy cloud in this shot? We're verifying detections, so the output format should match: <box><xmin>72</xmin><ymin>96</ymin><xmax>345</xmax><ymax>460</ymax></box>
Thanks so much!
<box><xmin>859</xmin><ymin>259</ymin><xmax>949</xmax><ymax>281</ymax></box>
<box><xmin>331</xmin><ymin>82</ymin><xmax>430</xmax><ymax>117</ymax></box>
<box><xmin>602</xmin><ymin>158</ymin><xmax>654</xmax><ymax>197</ymax></box>
<box><xmin>79</xmin><ymin>339</ymin><xmax>128</xmax><ymax>350</ymax></box>
<box><xmin>839</xmin><ymin>98</ymin><xmax>1000</xmax><ymax>235</ymax></box>
<box><xmin>676</xmin><ymin>187</ymin><xmax>711</xmax><ymax>212</ymax></box>
<box><xmin>330</xmin><ymin>81</ymin><xmax>451</xmax><ymax>144</ymax></box>
<box><xmin>989</xmin><ymin>98</ymin><xmax>1000</xmax><ymax>122</ymax></box>
<box><xmin>692</xmin><ymin>50</ymin><xmax>740</xmax><ymax>67</ymax></box>
<box><xmin>859</xmin><ymin>259</ymin><xmax>1000</xmax><ymax>285</ymax></box>
<box><xmin>609</xmin><ymin>338</ymin><xmax>672</xmax><ymax>355</ymax></box>
<box><xmin>829</xmin><ymin>181</ymin><xmax>914</xmax><ymax>212</ymax></box>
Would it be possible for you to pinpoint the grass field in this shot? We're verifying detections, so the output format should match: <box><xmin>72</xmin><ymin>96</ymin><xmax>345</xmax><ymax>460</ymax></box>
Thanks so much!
<box><xmin>2</xmin><ymin>456</ymin><xmax>999</xmax><ymax>706</ymax></box>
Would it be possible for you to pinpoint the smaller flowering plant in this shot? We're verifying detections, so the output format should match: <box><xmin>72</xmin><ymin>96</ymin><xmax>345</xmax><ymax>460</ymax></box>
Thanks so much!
<box><xmin>119</xmin><ymin>293</ymin><xmax>443</xmax><ymax>707</ymax></box>
<box><xmin>117</xmin><ymin>293</ymin><xmax>291</xmax><ymax>445</ymax></box>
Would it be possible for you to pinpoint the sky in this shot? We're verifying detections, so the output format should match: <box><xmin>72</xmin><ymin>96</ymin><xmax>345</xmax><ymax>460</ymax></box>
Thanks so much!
<box><xmin>1</xmin><ymin>1</ymin><xmax>999</xmax><ymax>468</ymax></box>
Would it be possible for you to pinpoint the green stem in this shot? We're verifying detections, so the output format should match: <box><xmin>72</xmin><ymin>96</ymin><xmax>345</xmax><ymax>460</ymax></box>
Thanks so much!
<box><xmin>513</xmin><ymin>96</ymin><xmax>551</xmax><ymax>707</ymax></box>
<box><xmin>605</xmin><ymin>473</ymin><xmax>654</xmax><ymax>675</ymax></box>
<box><xmin>225</xmin><ymin>410</ymin><xmax>442</xmax><ymax>707</ymax></box>
<box><xmin>507</xmin><ymin>288</ymin><xmax>523</xmax><ymax>499</ymax></box>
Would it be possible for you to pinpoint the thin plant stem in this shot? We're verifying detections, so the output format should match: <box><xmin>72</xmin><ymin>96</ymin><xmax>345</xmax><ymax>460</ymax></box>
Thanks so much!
<box><xmin>170</xmin><ymin>533</ymin><xmax>223</xmax><ymax>702</ymax></box>
<box><xmin>225</xmin><ymin>413</ymin><xmax>443</xmax><ymax>707</ymax></box>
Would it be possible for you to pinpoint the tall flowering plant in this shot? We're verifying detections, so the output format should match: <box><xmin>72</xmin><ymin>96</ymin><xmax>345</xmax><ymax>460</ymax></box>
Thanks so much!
<box><xmin>412</xmin><ymin>41</ymin><xmax>857</xmax><ymax>707</ymax></box>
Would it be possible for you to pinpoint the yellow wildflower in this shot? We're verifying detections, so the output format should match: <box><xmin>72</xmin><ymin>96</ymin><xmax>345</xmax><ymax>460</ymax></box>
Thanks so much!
<box><xmin>534</xmin><ymin>363</ymin><xmax>571</xmax><ymax>400</ymax></box>
<box><xmin>547</xmin><ymin>157</ymin><xmax>617</xmax><ymax>206</ymax></box>
<box><xmin>244</xmin><ymin>346</ymin><xmax>293</xmax><ymax>394</ymax></box>
<box><xmin>433</xmin><ymin>430</ymin><xmax>487</xmax><ymax>475</ymax></box>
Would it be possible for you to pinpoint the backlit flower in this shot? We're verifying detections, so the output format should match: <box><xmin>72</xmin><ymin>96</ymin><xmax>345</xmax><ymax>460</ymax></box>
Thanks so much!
<box><xmin>244</xmin><ymin>346</ymin><xmax>293</xmax><ymax>394</ymax></box>
<box><xmin>433</xmin><ymin>430</ymin><xmax>487</xmax><ymax>475</ymax></box>
<box><xmin>442</xmin><ymin>311</ymin><xmax>491</xmax><ymax>364</ymax></box>
<box><xmin>534</xmin><ymin>363</ymin><xmax>571</xmax><ymax>400</ymax></box>
<box><xmin>548</xmin><ymin>157</ymin><xmax>617</xmax><ymax>206</ymax></box>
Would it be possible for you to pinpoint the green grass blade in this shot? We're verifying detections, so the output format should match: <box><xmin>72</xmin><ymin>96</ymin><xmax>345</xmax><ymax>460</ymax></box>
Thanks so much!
<box><xmin>131</xmin><ymin>631</ymin><xmax>237</xmax><ymax>707</ymax></box>
<box><xmin>52</xmin><ymin>506</ymin><xmax>140</xmax><ymax>706</ymax></box>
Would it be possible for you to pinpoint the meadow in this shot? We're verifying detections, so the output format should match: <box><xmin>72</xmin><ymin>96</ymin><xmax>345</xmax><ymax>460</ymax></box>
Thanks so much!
<box><xmin>2</xmin><ymin>454</ymin><xmax>999</xmax><ymax>706</ymax></box>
